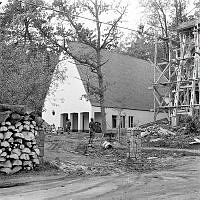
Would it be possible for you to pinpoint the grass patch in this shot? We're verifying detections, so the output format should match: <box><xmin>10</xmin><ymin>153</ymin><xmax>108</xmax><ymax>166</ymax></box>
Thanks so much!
<box><xmin>34</xmin><ymin>160</ymin><xmax>60</xmax><ymax>171</ymax></box>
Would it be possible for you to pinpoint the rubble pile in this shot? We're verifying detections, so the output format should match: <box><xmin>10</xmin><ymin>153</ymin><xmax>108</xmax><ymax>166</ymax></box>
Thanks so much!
<box><xmin>140</xmin><ymin>118</ymin><xmax>200</xmax><ymax>149</ymax></box>
<box><xmin>141</xmin><ymin>125</ymin><xmax>175</xmax><ymax>138</ymax></box>
<box><xmin>140</xmin><ymin>125</ymin><xmax>160</xmax><ymax>137</ymax></box>
<box><xmin>0</xmin><ymin>104</ymin><xmax>41</xmax><ymax>174</ymax></box>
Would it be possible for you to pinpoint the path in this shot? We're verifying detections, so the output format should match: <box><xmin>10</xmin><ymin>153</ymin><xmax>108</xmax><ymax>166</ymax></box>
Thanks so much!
<box><xmin>143</xmin><ymin>146</ymin><xmax>200</xmax><ymax>154</ymax></box>
<box><xmin>0</xmin><ymin>156</ymin><xmax>200</xmax><ymax>200</ymax></box>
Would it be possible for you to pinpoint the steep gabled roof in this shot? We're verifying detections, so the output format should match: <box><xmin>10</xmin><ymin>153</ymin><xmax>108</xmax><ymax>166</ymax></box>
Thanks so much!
<box><xmin>69</xmin><ymin>43</ymin><xmax>156</xmax><ymax>111</ymax></box>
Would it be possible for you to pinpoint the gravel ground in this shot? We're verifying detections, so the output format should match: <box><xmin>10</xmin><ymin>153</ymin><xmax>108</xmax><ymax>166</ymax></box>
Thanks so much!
<box><xmin>44</xmin><ymin>133</ymin><xmax>200</xmax><ymax>176</ymax></box>
<box><xmin>1</xmin><ymin>131</ymin><xmax>199</xmax><ymax>180</ymax></box>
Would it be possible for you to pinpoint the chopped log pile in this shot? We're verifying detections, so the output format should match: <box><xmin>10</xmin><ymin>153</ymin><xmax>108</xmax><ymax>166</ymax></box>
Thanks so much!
<box><xmin>0</xmin><ymin>104</ymin><xmax>42</xmax><ymax>174</ymax></box>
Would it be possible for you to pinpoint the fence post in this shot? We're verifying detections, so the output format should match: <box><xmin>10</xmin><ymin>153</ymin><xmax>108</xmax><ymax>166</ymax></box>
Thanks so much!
<box><xmin>127</xmin><ymin>127</ymin><xmax>142</xmax><ymax>162</ymax></box>
<box><xmin>36</xmin><ymin>127</ymin><xmax>45</xmax><ymax>163</ymax></box>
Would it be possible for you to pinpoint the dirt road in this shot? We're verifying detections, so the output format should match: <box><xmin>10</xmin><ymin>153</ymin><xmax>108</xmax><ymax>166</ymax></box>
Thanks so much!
<box><xmin>0</xmin><ymin>156</ymin><xmax>200</xmax><ymax>200</ymax></box>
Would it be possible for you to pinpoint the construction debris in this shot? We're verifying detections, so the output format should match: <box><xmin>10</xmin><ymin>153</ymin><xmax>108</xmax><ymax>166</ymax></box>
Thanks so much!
<box><xmin>189</xmin><ymin>138</ymin><xmax>200</xmax><ymax>145</ymax></box>
<box><xmin>102</xmin><ymin>141</ymin><xmax>112</xmax><ymax>149</ymax></box>
<box><xmin>158</xmin><ymin>127</ymin><xmax>176</xmax><ymax>136</ymax></box>
<box><xmin>150</xmin><ymin>138</ymin><xmax>162</xmax><ymax>143</ymax></box>
<box><xmin>141</xmin><ymin>118</ymin><xmax>200</xmax><ymax>149</ymax></box>
<box><xmin>141</xmin><ymin>125</ymin><xmax>176</xmax><ymax>138</ymax></box>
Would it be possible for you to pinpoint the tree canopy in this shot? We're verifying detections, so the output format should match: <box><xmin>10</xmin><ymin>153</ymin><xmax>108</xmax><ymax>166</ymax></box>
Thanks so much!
<box><xmin>119</xmin><ymin>0</ymin><xmax>194</xmax><ymax>61</ymax></box>
<box><xmin>0</xmin><ymin>0</ymin><xmax>127</xmax><ymax>134</ymax></box>
<box><xmin>0</xmin><ymin>0</ymin><xmax>60</xmax><ymax>114</ymax></box>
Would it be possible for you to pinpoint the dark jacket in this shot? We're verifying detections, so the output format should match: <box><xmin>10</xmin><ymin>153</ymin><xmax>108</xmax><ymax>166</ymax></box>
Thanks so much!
<box><xmin>89</xmin><ymin>121</ymin><xmax>96</xmax><ymax>132</ymax></box>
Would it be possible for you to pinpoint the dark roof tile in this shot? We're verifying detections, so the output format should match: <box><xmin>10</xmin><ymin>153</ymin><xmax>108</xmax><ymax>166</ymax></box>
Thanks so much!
<box><xmin>75</xmin><ymin>49</ymin><xmax>155</xmax><ymax>111</ymax></box>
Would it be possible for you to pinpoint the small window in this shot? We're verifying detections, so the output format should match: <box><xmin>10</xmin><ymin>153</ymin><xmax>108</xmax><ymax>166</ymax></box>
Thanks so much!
<box><xmin>112</xmin><ymin>115</ymin><xmax>117</xmax><ymax>128</ymax></box>
<box><xmin>120</xmin><ymin>116</ymin><xmax>125</xmax><ymax>128</ymax></box>
<box><xmin>128</xmin><ymin>116</ymin><xmax>134</xmax><ymax>128</ymax></box>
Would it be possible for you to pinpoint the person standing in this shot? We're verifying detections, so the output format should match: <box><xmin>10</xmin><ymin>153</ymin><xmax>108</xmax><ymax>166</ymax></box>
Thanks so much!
<box><xmin>66</xmin><ymin>119</ymin><xmax>71</xmax><ymax>134</ymax></box>
<box><xmin>89</xmin><ymin>118</ymin><xmax>96</xmax><ymax>145</ymax></box>
<box><xmin>51</xmin><ymin>124</ymin><xmax>56</xmax><ymax>134</ymax></box>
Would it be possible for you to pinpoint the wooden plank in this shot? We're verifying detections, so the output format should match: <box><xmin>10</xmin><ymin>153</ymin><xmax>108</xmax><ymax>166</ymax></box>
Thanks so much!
<box><xmin>157</xmin><ymin>62</ymin><xmax>169</xmax><ymax>66</ymax></box>
<box><xmin>155</xmin><ymin>63</ymin><xmax>170</xmax><ymax>84</ymax></box>
<box><xmin>160</xmin><ymin>104</ymin><xmax>200</xmax><ymax>108</ymax></box>
<box><xmin>0</xmin><ymin>104</ymin><xmax>28</xmax><ymax>115</ymax></box>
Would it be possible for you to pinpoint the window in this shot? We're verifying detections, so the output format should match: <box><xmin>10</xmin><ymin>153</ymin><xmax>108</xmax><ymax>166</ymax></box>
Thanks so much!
<box><xmin>120</xmin><ymin>116</ymin><xmax>125</xmax><ymax>128</ymax></box>
<box><xmin>128</xmin><ymin>116</ymin><xmax>134</xmax><ymax>128</ymax></box>
<box><xmin>112</xmin><ymin>115</ymin><xmax>117</xmax><ymax>128</ymax></box>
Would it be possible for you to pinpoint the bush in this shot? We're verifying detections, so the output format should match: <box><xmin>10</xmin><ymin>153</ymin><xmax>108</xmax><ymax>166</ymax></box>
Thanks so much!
<box><xmin>180</xmin><ymin>115</ymin><xmax>200</xmax><ymax>134</ymax></box>
<box><xmin>34</xmin><ymin>160</ymin><xmax>59</xmax><ymax>171</ymax></box>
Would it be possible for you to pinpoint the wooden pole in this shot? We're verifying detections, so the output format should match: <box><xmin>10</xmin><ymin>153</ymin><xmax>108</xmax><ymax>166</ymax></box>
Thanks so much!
<box><xmin>153</xmin><ymin>37</ymin><xmax>158</xmax><ymax>122</ymax></box>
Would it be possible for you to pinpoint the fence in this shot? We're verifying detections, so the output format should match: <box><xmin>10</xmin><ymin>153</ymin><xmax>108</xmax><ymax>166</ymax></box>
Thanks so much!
<box><xmin>127</xmin><ymin>127</ymin><xmax>142</xmax><ymax>162</ymax></box>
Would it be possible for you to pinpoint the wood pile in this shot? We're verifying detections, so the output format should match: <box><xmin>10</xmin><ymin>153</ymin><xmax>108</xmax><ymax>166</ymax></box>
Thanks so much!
<box><xmin>0</xmin><ymin>104</ymin><xmax>42</xmax><ymax>174</ymax></box>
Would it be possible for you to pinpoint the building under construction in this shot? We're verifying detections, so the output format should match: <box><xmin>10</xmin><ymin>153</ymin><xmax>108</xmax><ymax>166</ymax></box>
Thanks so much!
<box><xmin>152</xmin><ymin>19</ymin><xmax>200</xmax><ymax>126</ymax></box>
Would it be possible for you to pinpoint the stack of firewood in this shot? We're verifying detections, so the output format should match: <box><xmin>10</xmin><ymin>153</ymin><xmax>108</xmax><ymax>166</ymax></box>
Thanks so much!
<box><xmin>0</xmin><ymin>104</ymin><xmax>42</xmax><ymax>174</ymax></box>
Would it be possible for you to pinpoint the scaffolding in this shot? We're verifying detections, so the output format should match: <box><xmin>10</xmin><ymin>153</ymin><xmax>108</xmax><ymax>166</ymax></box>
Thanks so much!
<box><xmin>152</xmin><ymin>19</ymin><xmax>200</xmax><ymax>126</ymax></box>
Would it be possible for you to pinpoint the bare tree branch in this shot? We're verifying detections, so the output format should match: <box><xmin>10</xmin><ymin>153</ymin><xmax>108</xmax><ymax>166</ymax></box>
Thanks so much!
<box><xmin>100</xmin><ymin>6</ymin><xmax>127</xmax><ymax>49</ymax></box>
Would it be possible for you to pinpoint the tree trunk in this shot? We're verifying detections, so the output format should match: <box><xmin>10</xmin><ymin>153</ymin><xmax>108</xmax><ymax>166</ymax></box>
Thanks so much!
<box><xmin>100</xmin><ymin>96</ymin><xmax>107</xmax><ymax>136</ymax></box>
<box><xmin>117</xmin><ymin>112</ymin><xmax>122</xmax><ymax>142</ymax></box>
<box><xmin>96</xmin><ymin>52</ymin><xmax>107</xmax><ymax>136</ymax></box>
<box><xmin>95</xmin><ymin>1</ymin><xmax>107</xmax><ymax>137</ymax></box>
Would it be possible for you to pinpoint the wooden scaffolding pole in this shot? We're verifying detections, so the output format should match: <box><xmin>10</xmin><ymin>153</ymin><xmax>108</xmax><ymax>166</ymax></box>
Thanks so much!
<box><xmin>153</xmin><ymin>37</ymin><xmax>158</xmax><ymax>122</ymax></box>
<box><xmin>151</xmin><ymin>19</ymin><xmax>200</xmax><ymax>127</ymax></box>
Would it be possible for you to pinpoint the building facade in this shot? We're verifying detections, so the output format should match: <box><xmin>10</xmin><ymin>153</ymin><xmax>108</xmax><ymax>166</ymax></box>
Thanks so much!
<box><xmin>42</xmin><ymin>50</ymin><xmax>166</xmax><ymax>132</ymax></box>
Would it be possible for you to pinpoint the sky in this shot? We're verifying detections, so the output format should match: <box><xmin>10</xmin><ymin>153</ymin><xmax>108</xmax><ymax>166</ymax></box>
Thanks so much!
<box><xmin>0</xmin><ymin>0</ymin><xmax>145</xmax><ymax>45</ymax></box>
<box><xmin>123</xmin><ymin>0</ymin><xmax>197</xmax><ymax>32</ymax></box>
<box><xmin>123</xmin><ymin>0</ymin><xmax>145</xmax><ymax>30</ymax></box>
<box><xmin>0</xmin><ymin>0</ymin><xmax>143</xmax><ymax>30</ymax></box>
<box><xmin>0</xmin><ymin>0</ymin><xmax>197</xmax><ymax>37</ymax></box>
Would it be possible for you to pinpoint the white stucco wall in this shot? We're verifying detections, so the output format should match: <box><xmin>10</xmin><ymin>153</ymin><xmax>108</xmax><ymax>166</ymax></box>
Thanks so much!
<box><xmin>42</xmin><ymin>60</ymin><xmax>92</xmax><ymax>128</ymax></box>
<box><xmin>92</xmin><ymin>106</ymin><xmax>166</xmax><ymax>130</ymax></box>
